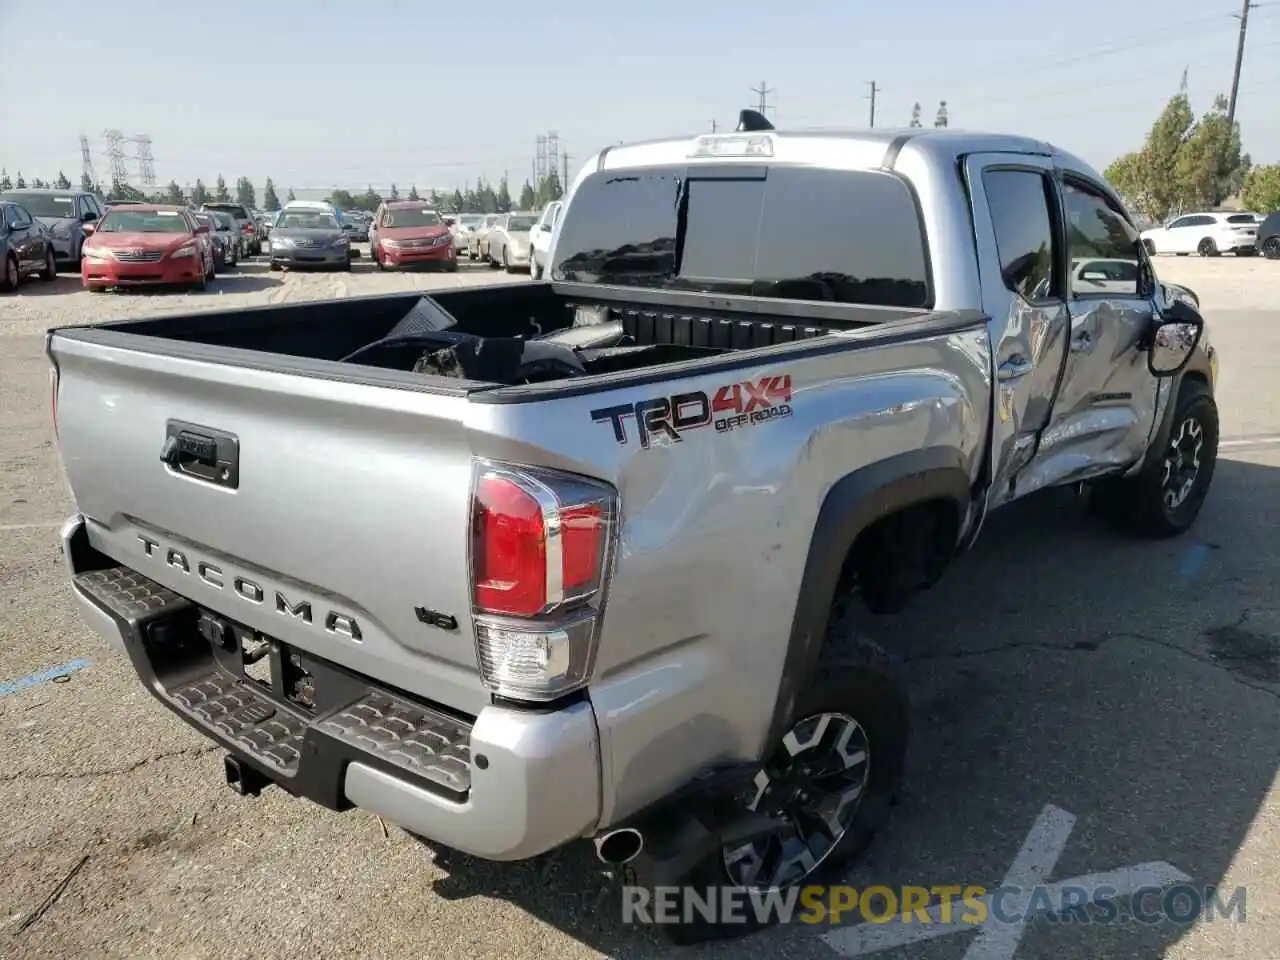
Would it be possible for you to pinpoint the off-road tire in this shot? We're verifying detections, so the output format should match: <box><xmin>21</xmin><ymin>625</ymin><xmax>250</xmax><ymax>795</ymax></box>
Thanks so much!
<box><xmin>1263</xmin><ymin>237</ymin><xmax>1280</xmax><ymax>260</ymax></box>
<box><xmin>1087</xmin><ymin>380</ymin><xmax>1218</xmax><ymax>538</ymax></box>
<box><xmin>644</xmin><ymin>627</ymin><xmax>909</xmax><ymax>945</ymax></box>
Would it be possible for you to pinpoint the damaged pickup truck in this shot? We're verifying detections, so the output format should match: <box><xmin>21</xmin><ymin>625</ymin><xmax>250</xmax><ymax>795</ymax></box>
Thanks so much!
<box><xmin>49</xmin><ymin>112</ymin><xmax>1218</xmax><ymax>943</ymax></box>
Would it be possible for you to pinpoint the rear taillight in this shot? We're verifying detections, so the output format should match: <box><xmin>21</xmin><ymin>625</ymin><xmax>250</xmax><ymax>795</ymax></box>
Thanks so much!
<box><xmin>469</xmin><ymin>461</ymin><xmax>617</xmax><ymax>701</ymax></box>
<box><xmin>244</xmin><ymin>223</ymin><xmax>255</xmax><ymax>234</ymax></box>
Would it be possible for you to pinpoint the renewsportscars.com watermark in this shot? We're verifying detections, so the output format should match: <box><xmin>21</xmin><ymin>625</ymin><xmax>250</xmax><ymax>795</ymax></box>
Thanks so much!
<box><xmin>622</xmin><ymin>883</ymin><xmax>1247</xmax><ymax>927</ymax></box>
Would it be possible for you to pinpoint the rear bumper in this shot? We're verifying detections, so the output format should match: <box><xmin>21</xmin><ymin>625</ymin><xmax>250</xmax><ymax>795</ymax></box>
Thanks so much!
<box><xmin>60</xmin><ymin>514</ymin><xmax>602</xmax><ymax>861</ymax></box>
<box><xmin>81</xmin><ymin>257</ymin><xmax>203</xmax><ymax>287</ymax></box>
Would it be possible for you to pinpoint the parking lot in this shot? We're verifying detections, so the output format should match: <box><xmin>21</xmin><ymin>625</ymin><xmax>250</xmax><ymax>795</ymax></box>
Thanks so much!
<box><xmin>1</xmin><ymin>253</ymin><xmax>1278</xmax><ymax>959</ymax></box>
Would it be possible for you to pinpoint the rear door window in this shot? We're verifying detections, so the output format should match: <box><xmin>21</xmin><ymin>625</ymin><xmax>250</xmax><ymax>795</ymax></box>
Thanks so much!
<box><xmin>551</xmin><ymin>165</ymin><xmax>931</xmax><ymax>308</ymax></box>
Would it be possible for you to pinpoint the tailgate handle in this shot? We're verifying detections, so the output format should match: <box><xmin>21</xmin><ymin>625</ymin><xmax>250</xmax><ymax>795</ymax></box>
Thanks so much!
<box><xmin>161</xmin><ymin>420</ymin><xmax>240</xmax><ymax>490</ymax></box>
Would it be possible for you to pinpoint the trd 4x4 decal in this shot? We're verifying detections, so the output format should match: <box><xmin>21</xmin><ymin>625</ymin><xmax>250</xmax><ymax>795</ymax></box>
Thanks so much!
<box><xmin>591</xmin><ymin>374</ymin><xmax>794</xmax><ymax>448</ymax></box>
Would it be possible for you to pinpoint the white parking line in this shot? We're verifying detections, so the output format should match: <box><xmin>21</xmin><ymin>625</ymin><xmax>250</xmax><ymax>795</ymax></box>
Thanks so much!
<box><xmin>821</xmin><ymin>804</ymin><xmax>1191</xmax><ymax>958</ymax></box>
<box><xmin>1220</xmin><ymin>435</ymin><xmax>1280</xmax><ymax>449</ymax></box>
<box><xmin>0</xmin><ymin>521</ymin><xmax>64</xmax><ymax>531</ymax></box>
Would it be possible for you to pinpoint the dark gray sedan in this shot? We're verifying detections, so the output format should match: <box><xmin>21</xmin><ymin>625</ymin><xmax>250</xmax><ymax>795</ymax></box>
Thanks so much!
<box><xmin>267</xmin><ymin>210</ymin><xmax>351</xmax><ymax>271</ymax></box>
<box><xmin>0</xmin><ymin>188</ymin><xmax>105</xmax><ymax>269</ymax></box>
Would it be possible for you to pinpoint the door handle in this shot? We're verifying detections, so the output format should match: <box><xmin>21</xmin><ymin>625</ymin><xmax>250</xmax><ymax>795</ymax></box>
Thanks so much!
<box><xmin>998</xmin><ymin>355</ymin><xmax>1032</xmax><ymax>381</ymax></box>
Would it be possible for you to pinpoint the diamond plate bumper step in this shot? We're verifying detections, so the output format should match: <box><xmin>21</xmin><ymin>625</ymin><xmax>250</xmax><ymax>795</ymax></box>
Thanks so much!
<box><xmin>73</xmin><ymin>565</ymin><xmax>474</xmax><ymax>805</ymax></box>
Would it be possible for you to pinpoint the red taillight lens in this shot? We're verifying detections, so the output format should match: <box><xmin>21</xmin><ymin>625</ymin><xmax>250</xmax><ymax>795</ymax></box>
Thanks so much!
<box><xmin>244</xmin><ymin>223</ymin><xmax>255</xmax><ymax>233</ymax></box>
<box><xmin>473</xmin><ymin>475</ymin><xmax>547</xmax><ymax>617</ymax></box>
<box><xmin>560</xmin><ymin>504</ymin><xmax>604</xmax><ymax>594</ymax></box>
<box><xmin>471</xmin><ymin>466</ymin><xmax>614</xmax><ymax>619</ymax></box>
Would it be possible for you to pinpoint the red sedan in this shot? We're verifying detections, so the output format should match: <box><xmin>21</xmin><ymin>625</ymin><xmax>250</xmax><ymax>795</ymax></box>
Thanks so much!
<box><xmin>82</xmin><ymin>205</ymin><xmax>215</xmax><ymax>292</ymax></box>
<box><xmin>370</xmin><ymin>201</ymin><xmax>458</xmax><ymax>271</ymax></box>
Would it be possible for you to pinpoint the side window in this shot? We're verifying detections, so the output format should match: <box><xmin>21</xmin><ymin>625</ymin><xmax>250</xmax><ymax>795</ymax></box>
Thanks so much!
<box><xmin>1167</xmin><ymin>216</ymin><xmax>1192</xmax><ymax>229</ymax></box>
<box><xmin>1062</xmin><ymin>181</ymin><xmax>1141</xmax><ymax>297</ymax></box>
<box><xmin>9</xmin><ymin>205</ymin><xmax>31</xmax><ymax>228</ymax></box>
<box><xmin>79</xmin><ymin>196</ymin><xmax>94</xmax><ymax>219</ymax></box>
<box><xmin>982</xmin><ymin>169</ymin><xmax>1058</xmax><ymax>301</ymax></box>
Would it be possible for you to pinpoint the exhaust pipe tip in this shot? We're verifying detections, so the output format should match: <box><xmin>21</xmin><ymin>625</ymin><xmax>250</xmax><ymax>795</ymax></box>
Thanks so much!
<box><xmin>594</xmin><ymin>827</ymin><xmax>644</xmax><ymax>865</ymax></box>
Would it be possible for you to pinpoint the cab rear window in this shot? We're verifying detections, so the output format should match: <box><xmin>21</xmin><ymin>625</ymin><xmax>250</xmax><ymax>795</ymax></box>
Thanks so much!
<box><xmin>550</xmin><ymin>165</ymin><xmax>931</xmax><ymax>308</ymax></box>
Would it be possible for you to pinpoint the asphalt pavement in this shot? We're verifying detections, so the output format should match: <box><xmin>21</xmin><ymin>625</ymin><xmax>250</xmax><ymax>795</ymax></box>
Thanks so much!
<box><xmin>0</xmin><ymin>255</ymin><xmax>1276</xmax><ymax>959</ymax></box>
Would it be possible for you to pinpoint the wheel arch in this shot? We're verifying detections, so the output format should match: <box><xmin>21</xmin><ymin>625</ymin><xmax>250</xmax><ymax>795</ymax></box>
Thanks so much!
<box><xmin>764</xmin><ymin>448</ymin><xmax>973</xmax><ymax>751</ymax></box>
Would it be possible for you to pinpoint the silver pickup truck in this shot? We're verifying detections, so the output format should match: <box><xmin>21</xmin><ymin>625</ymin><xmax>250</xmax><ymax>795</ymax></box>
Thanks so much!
<box><xmin>49</xmin><ymin>112</ymin><xmax>1218</xmax><ymax>943</ymax></box>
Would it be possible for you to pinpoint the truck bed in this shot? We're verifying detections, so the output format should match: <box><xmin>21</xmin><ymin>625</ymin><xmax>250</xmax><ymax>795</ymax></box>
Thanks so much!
<box><xmin>55</xmin><ymin>281</ymin><xmax>962</xmax><ymax>399</ymax></box>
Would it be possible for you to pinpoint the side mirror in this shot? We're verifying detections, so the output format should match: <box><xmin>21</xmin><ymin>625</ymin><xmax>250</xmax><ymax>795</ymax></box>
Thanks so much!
<box><xmin>82</xmin><ymin>223</ymin><xmax>96</xmax><ymax>235</ymax></box>
<box><xmin>1148</xmin><ymin>299</ymin><xmax>1204</xmax><ymax>377</ymax></box>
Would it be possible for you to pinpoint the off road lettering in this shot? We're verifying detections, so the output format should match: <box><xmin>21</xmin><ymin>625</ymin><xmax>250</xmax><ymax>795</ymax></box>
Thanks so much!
<box><xmin>591</xmin><ymin>374</ymin><xmax>794</xmax><ymax>448</ymax></box>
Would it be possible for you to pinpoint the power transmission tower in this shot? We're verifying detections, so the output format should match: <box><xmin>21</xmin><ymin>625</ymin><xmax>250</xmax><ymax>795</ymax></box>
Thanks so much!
<box><xmin>1227</xmin><ymin>0</ymin><xmax>1256</xmax><ymax>129</ymax></box>
<box><xmin>129</xmin><ymin>135</ymin><xmax>156</xmax><ymax>186</ymax></box>
<box><xmin>750</xmin><ymin>80</ymin><xmax>774</xmax><ymax>116</ymax></box>
<box><xmin>866</xmin><ymin>81</ymin><xmax>880</xmax><ymax>128</ymax></box>
<box><xmin>103</xmin><ymin>129</ymin><xmax>129</xmax><ymax>187</ymax></box>
<box><xmin>547</xmin><ymin>131</ymin><xmax>560</xmax><ymax>185</ymax></box>
<box><xmin>79</xmin><ymin>134</ymin><xmax>97</xmax><ymax>187</ymax></box>
<box><xmin>711</xmin><ymin>119</ymin><xmax>717</xmax><ymax>132</ymax></box>
<box><xmin>535</xmin><ymin>135</ymin><xmax>547</xmax><ymax>182</ymax></box>
<box><xmin>562</xmin><ymin>152</ymin><xmax>569</xmax><ymax>192</ymax></box>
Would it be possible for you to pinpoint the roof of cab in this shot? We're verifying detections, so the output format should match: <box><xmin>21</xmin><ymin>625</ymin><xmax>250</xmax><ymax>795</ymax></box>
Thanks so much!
<box><xmin>592</xmin><ymin>126</ymin><xmax>1095</xmax><ymax>180</ymax></box>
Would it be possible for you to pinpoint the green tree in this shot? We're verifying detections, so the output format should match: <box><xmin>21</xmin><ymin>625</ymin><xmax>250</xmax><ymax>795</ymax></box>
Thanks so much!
<box><xmin>328</xmin><ymin>188</ymin><xmax>357</xmax><ymax>210</ymax></box>
<box><xmin>360</xmin><ymin>185</ymin><xmax>382</xmax><ymax>211</ymax></box>
<box><xmin>1241</xmin><ymin>165</ymin><xmax>1280</xmax><ymax>213</ymax></box>
<box><xmin>519</xmin><ymin>180</ymin><xmax>536</xmax><ymax>209</ymax></box>
<box><xmin>534</xmin><ymin>170</ymin><xmax>563</xmax><ymax>207</ymax></box>
<box><xmin>389</xmin><ymin>183</ymin><xmax>400</xmax><ymax>201</ymax></box>
<box><xmin>1175</xmin><ymin>94</ymin><xmax>1249</xmax><ymax>209</ymax></box>
<box><xmin>286</xmin><ymin>188</ymin><xmax>297</xmax><ymax>202</ymax></box>
<box><xmin>191</xmin><ymin>179</ymin><xmax>209</xmax><ymax>205</ymax></box>
<box><xmin>934</xmin><ymin>101</ymin><xmax>948</xmax><ymax>128</ymax></box>
<box><xmin>0</xmin><ymin>169</ymin><xmax>10</xmax><ymax>191</ymax></box>
<box><xmin>427</xmin><ymin>189</ymin><xmax>442</xmax><ymax>209</ymax></box>
<box><xmin>1104</xmin><ymin>152</ymin><xmax>1153</xmax><ymax>218</ymax></box>
<box><xmin>263</xmin><ymin>178</ymin><xmax>281</xmax><ymax>211</ymax></box>
<box><xmin>55</xmin><ymin>170</ymin><xmax>72</xmax><ymax>189</ymax></box>
<box><xmin>165</xmin><ymin>180</ymin><xmax>185</xmax><ymax>205</ymax></box>
<box><xmin>909</xmin><ymin>103</ymin><xmax>922</xmax><ymax>128</ymax></box>
<box><xmin>79</xmin><ymin>172</ymin><xmax>94</xmax><ymax>192</ymax></box>
<box><xmin>1141</xmin><ymin>91</ymin><xmax>1194</xmax><ymax>221</ymax></box>
<box><xmin>214</xmin><ymin>174</ymin><xmax>231</xmax><ymax>202</ymax></box>
<box><xmin>15</xmin><ymin>172</ymin><xmax>26</xmax><ymax>188</ymax></box>
<box><xmin>408</xmin><ymin>184</ymin><xmax>420</xmax><ymax>201</ymax></box>
<box><xmin>496</xmin><ymin>175</ymin><xmax>512</xmax><ymax>212</ymax></box>
<box><xmin>32</xmin><ymin>178</ymin><xmax>47</xmax><ymax>188</ymax></box>
<box><xmin>452</xmin><ymin>188</ymin><xmax>465</xmax><ymax>213</ymax></box>
<box><xmin>236</xmin><ymin>176</ymin><xmax>256</xmax><ymax>209</ymax></box>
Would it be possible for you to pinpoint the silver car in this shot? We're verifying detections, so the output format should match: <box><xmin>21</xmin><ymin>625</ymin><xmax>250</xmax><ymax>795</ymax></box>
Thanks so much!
<box><xmin>449</xmin><ymin>213</ymin><xmax>485</xmax><ymax>256</ymax></box>
<box><xmin>267</xmin><ymin>209</ymin><xmax>351</xmax><ymax>271</ymax></box>
<box><xmin>484</xmin><ymin>211</ymin><xmax>539</xmax><ymax>272</ymax></box>
<box><xmin>0</xmin><ymin>188</ymin><xmax>105</xmax><ymax>269</ymax></box>
<box><xmin>467</xmin><ymin>213</ymin><xmax>504</xmax><ymax>261</ymax></box>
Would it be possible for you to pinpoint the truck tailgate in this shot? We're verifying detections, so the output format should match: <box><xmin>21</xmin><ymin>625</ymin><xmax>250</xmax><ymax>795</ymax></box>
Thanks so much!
<box><xmin>50</xmin><ymin>332</ymin><xmax>490</xmax><ymax>716</ymax></box>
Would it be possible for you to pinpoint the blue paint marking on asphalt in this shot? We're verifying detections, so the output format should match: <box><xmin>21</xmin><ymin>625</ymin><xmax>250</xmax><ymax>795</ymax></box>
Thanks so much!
<box><xmin>1179</xmin><ymin>544</ymin><xmax>1210</xmax><ymax>581</ymax></box>
<box><xmin>0</xmin><ymin>659</ymin><xmax>92</xmax><ymax>698</ymax></box>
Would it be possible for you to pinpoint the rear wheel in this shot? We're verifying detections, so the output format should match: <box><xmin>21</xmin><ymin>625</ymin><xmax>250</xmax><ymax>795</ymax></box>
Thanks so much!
<box><xmin>1197</xmin><ymin>237</ymin><xmax>1219</xmax><ymax>257</ymax></box>
<box><xmin>1263</xmin><ymin>237</ymin><xmax>1280</xmax><ymax>260</ymax></box>
<box><xmin>645</xmin><ymin>630</ymin><xmax>908</xmax><ymax>945</ymax></box>
<box><xmin>40</xmin><ymin>249</ymin><xmax>57</xmax><ymax>282</ymax></box>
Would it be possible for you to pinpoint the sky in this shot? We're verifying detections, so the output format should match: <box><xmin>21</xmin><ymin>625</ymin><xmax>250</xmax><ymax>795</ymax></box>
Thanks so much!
<box><xmin>1</xmin><ymin>0</ymin><xmax>1277</xmax><ymax>198</ymax></box>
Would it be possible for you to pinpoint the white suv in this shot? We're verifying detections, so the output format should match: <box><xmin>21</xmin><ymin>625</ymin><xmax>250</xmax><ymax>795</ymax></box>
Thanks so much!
<box><xmin>529</xmin><ymin>201</ymin><xmax>562</xmax><ymax>279</ymax></box>
<box><xmin>1140</xmin><ymin>211</ymin><xmax>1259</xmax><ymax>257</ymax></box>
